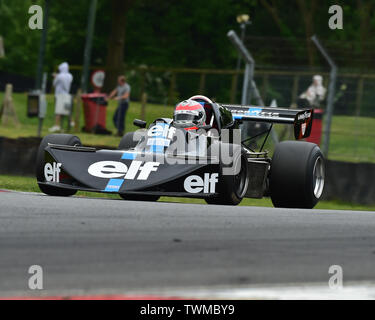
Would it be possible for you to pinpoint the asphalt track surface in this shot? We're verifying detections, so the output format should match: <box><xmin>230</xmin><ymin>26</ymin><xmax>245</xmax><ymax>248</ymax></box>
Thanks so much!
<box><xmin>1</xmin><ymin>191</ymin><xmax>375</xmax><ymax>297</ymax></box>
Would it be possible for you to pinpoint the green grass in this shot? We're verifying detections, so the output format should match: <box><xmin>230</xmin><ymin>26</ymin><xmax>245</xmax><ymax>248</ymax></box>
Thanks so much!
<box><xmin>1</xmin><ymin>174</ymin><xmax>374</xmax><ymax>212</ymax></box>
<box><xmin>0</xmin><ymin>93</ymin><xmax>374</xmax><ymax>162</ymax></box>
<box><xmin>0</xmin><ymin>92</ymin><xmax>173</xmax><ymax>148</ymax></box>
<box><xmin>328</xmin><ymin>116</ymin><xmax>375</xmax><ymax>163</ymax></box>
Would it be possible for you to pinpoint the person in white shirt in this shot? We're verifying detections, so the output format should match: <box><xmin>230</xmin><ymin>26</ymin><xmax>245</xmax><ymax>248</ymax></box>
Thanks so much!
<box><xmin>298</xmin><ymin>75</ymin><xmax>327</xmax><ymax>108</ymax></box>
<box><xmin>49</xmin><ymin>62</ymin><xmax>73</xmax><ymax>132</ymax></box>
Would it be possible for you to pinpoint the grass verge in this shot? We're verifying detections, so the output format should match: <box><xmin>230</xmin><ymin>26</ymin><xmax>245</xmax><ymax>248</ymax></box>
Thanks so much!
<box><xmin>0</xmin><ymin>93</ymin><xmax>374</xmax><ymax>162</ymax></box>
<box><xmin>1</xmin><ymin>174</ymin><xmax>374</xmax><ymax>212</ymax></box>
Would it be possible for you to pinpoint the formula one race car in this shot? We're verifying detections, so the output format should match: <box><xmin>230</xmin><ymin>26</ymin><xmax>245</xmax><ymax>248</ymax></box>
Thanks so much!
<box><xmin>36</xmin><ymin>95</ymin><xmax>325</xmax><ymax>208</ymax></box>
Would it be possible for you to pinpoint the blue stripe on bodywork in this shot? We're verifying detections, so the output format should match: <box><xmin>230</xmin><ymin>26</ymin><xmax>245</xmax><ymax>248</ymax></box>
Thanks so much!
<box><xmin>232</xmin><ymin>107</ymin><xmax>262</xmax><ymax>120</ymax></box>
<box><xmin>148</xmin><ymin>122</ymin><xmax>169</xmax><ymax>154</ymax></box>
<box><xmin>248</xmin><ymin>107</ymin><xmax>262</xmax><ymax>115</ymax></box>
<box><xmin>104</xmin><ymin>179</ymin><xmax>124</xmax><ymax>192</ymax></box>
<box><xmin>121</xmin><ymin>152</ymin><xmax>137</xmax><ymax>160</ymax></box>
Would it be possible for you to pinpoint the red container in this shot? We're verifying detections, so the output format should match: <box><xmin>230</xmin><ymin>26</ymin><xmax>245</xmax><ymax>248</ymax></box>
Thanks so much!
<box><xmin>81</xmin><ymin>93</ymin><xmax>108</xmax><ymax>132</ymax></box>
<box><xmin>306</xmin><ymin>109</ymin><xmax>323</xmax><ymax>146</ymax></box>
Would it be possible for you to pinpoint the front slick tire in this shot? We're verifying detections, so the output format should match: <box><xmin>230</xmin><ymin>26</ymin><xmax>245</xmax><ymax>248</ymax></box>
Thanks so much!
<box><xmin>120</xmin><ymin>194</ymin><xmax>160</xmax><ymax>202</ymax></box>
<box><xmin>36</xmin><ymin>134</ymin><xmax>81</xmax><ymax>197</ymax></box>
<box><xmin>269</xmin><ymin>141</ymin><xmax>325</xmax><ymax>209</ymax></box>
<box><xmin>205</xmin><ymin>146</ymin><xmax>249</xmax><ymax>206</ymax></box>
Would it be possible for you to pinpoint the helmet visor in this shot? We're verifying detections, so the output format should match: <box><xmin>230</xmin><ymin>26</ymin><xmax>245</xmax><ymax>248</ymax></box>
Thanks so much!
<box><xmin>174</xmin><ymin>111</ymin><xmax>202</xmax><ymax>124</ymax></box>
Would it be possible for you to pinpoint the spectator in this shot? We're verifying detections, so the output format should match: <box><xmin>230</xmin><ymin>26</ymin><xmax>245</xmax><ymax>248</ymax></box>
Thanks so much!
<box><xmin>107</xmin><ymin>75</ymin><xmax>131</xmax><ymax>137</ymax></box>
<box><xmin>298</xmin><ymin>75</ymin><xmax>327</xmax><ymax>109</ymax></box>
<box><xmin>49</xmin><ymin>62</ymin><xmax>73</xmax><ymax>132</ymax></box>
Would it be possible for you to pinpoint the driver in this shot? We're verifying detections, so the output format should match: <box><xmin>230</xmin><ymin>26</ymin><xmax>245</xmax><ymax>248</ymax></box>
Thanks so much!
<box><xmin>173</xmin><ymin>99</ymin><xmax>206</xmax><ymax>130</ymax></box>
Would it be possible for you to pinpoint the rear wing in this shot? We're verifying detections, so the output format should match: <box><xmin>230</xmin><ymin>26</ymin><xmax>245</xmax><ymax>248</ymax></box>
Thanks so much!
<box><xmin>222</xmin><ymin>104</ymin><xmax>314</xmax><ymax>140</ymax></box>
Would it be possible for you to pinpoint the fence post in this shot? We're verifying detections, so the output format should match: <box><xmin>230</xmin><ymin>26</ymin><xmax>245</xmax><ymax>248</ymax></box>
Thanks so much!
<box><xmin>199</xmin><ymin>73</ymin><xmax>206</xmax><ymax>95</ymax></box>
<box><xmin>291</xmin><ymin>75</ymin><xmax>300</xmax><ymax>106</ymax></box>
<box><xmin>227</xmin><ymin>30</ymin><xmax>278</xmax><ymax>143</ymax></box>
<box><xmin>311</xmin><ymin>35</ymin><xmax>338</xmax><ymax>157</ymax></box>
<box><xmin>74</xmin><ymin>88</ymin><xmax>82</xmax><ymax>133</ymax></box>
<box><xmin>139</xmin><ymin>67</ymin><xmax>146</xmax><ymax>103</ymax></box>
<box><xmin>230</xmin><ymin>73</ymin><xmax>238</xmax><ymax>104</ymax></box>
<box><xmin>140</xmin><ymin>92</ymin><xmax>147</xmax><ymax>121</ymax></box>
<box><xmin>168</xmin><ymin>72</ymin><xmax>177</xmax><ymax>106</ymax></box>
<box><xmin>355</xmin><ymin>77</ymin><xmax>364</xmax><ymax>117</ymax></box>
<box><xmin>1</xmin><ymin>84</ymin><xmax>20</xmax><ymax>127</ymax></box>
<box><xmin>261</xmin><ymin>73</ymin><xmax>269</xmax><ymax>103</ymax></box>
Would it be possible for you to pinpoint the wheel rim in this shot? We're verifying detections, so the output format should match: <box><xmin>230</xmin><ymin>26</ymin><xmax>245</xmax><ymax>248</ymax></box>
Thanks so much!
<box><xmin>312</xmin><ymin>156</ymin><xmax>325</xmax><ymax>199</ymax></box>
<box><xmin>234</xmin><ymin>155</ymin><xmax>249</xmax><ymax>198</ymax></box>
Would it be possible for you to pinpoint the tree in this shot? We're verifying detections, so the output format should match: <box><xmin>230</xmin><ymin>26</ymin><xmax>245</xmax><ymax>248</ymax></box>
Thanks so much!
<box><xmin>259</xmin><ymin>0</ymin><xmax>318</xmax><ymax>67</ymax></box>
<box><xmin>104</xmin><ymin>0</ymin><xmax>136</xmax><ymax>91</ymax></box>
<box><xmin>295</xmin><ymin>0</ymin><xmax>317</xmax><ymax>66</ymax></box>
<box><xmin>357</xmin><ymin>0</ymin><xmax>374</xmax><ymax>71</ymax></box>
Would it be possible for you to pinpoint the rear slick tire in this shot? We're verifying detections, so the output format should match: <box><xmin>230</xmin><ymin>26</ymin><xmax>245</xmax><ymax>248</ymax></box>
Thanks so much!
<box><xmin>269</xmin><ymin>141</ymin><xmax>325</xmax><ymax>209</ymax></box>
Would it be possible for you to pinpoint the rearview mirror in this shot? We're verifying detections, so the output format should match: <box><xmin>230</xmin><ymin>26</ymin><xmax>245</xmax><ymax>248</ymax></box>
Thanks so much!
<box><xmin>133</xmin><ymin>119</ymin><xmax>147</xmax><ymax>128</ymax></box>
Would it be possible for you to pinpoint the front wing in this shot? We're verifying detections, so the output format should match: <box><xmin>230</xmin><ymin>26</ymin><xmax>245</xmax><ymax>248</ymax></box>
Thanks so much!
<box><xmin>39</xmin><ymin>144</ymin><xmax>222</xmax><ymax>198</ymax></box>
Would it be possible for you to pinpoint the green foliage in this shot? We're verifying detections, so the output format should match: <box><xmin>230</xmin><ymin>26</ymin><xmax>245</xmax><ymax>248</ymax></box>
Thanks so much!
<box><xmin>1</xmin><ymin>174</ymin><xmax>374</xmax><ymax>210</ymax></box>
<box><xmin>0</xmin><ymin>0</ymin><xmax>43</xmax><ymax>75</ymax></box>
<box><xmin>0</xmin><ymin>1</ymin><xmax>375</xmax><ymax>77</ymax></box>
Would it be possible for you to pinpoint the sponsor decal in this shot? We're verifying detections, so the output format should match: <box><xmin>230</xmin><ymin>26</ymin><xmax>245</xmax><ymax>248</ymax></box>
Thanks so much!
<box><xmin>147</xmin><ymin>123</ymin><xmax>174</xmax><ymax>153</ymax></box>
<box><xmin>88</xmin><ymin>160</ymin><xmax>160</xmax><ymax>180</ymax></box>
<box><xmin>233</xmin><ymin>108</ymin><xmax>280</xmax><ymax>120</ymax></box>
<box><xmin>148</xmin><ymin>123</ymin><xmax>175</xmax><ymax>139</ymax></box>
<box><xmin>259</xmin><ymin>111</ymin><xmax>280</xmax><ymax>117</ymax></box>
<box><xmin>44</xmin><ymin>162</ymin><xmax>61</xmax><ymax>183</ymax></box>
<box><xmin>233</xmin><ymin>107</ymin><xmax>262</xmax><ymax>120</ymax></box>
<box><xmin>104</xmin><ymin>179</ymin><xmax>124</xmax><ymax>192</ymax></box>
<box><xmin>184</xmin><ymin>173</ymin><xmax>219</xmax><ymax>194</ymax></box>
<box><xmin>298</xmin><ymin>111</ymin><xmax>312</xmax><ymax>121</ymax></box>
<box><xmin>247</xmin><ymin>107</ymin><xmax>262</xmax><ymax>115</ymax></box>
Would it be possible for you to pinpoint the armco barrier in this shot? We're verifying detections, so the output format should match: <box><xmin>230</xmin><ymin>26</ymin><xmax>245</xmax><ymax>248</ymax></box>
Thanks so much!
<box><xmin>0</xmin><ymin>137</ymin><xmax>41</xmax><ymax>176</ymax></box>
<box><xmin>322</xmin><ymin>160</ymin><xmax>375</xmax><ymax>205</ymax></box>
<box><xmin>0</xmin><ymin>137</ymin><xmax>113</xmax><ymax>177</ymax></box>
<box><xmin>0</xmin><ymin>137</ymin><xmax>374</xmax><ymax>205</ymax></box>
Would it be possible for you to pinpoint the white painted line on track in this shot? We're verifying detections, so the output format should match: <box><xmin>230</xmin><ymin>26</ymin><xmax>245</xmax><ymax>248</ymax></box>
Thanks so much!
<box><xmin>136</xmin><ymin>282</ymin><xmax>375</xmax><ymax>300</ymax></box>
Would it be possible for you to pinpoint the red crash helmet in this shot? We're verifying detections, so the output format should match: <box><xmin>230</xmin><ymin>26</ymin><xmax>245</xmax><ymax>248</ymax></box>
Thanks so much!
<box><xmin>173</xmin><ymin>99</ymin><xmax>206</xmax><ymax>130</ymax></box>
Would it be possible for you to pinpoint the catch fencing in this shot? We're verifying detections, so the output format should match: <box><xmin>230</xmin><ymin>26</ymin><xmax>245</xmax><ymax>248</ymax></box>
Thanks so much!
<box><xmin>61</xmin><ymin>65</ymin><xmax>375</xmax><ymax>163</ymax></box>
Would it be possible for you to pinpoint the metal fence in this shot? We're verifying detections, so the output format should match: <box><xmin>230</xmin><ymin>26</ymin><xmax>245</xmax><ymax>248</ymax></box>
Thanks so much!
<box><xmin>67</xmin><ymin>65</ymin><xmax>375</xmax><ymax>163</ymax></box>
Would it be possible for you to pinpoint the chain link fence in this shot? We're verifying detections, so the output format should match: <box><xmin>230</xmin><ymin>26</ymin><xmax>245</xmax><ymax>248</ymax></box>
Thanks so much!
<box><xmin>65</xmin><ymin>65</ymin><xmax>375</xmax><ymax>163</ymax></box>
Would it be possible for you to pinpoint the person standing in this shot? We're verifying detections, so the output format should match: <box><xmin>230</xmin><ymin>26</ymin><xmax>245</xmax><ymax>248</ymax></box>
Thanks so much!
<box><xmin>298</xmin><ymin>75</ymin><xmax>327</xmax><ymax>109</ymax></box>
<box><xmin>107</xmin><ymin>75</ymin><xmax>131</xmax><ymax>136</ymax></box>
<box><xmin>49</xmin><ymin>62</ymin><xmax>73</xmax><ymax>132</ymax></box>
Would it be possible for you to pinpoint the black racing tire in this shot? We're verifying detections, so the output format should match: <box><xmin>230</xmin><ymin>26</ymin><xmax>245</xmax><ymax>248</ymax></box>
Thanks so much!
<box><xmin>119</xmin><ymin>194</ymin><xmax>160</xmax><ymax>202</ymax></box>
<box><xmin>205</xmin><ymin>144</ymin><xmax>249</xmax><ymax>206</ymax></box>
<box><xmin>269</xmin><ymin>141</ymin><xmax>325</xmax><ymax>209</ymax></box>
<box><xmin>36</xmin><ymin>134</ymin><xmax>81</xmax><ymax>197</ymax></box>
<box><xmin>118</xmin><ymin>131</ymin><xmax>139</xmax><ymax>150</ymax></box>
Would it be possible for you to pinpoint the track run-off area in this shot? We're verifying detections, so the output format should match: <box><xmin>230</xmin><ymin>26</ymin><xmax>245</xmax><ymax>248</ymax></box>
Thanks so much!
<box><xmin>1</xmin><ymin>191</ymin><xmax>375</xmax><ymax>299</ymax></box>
